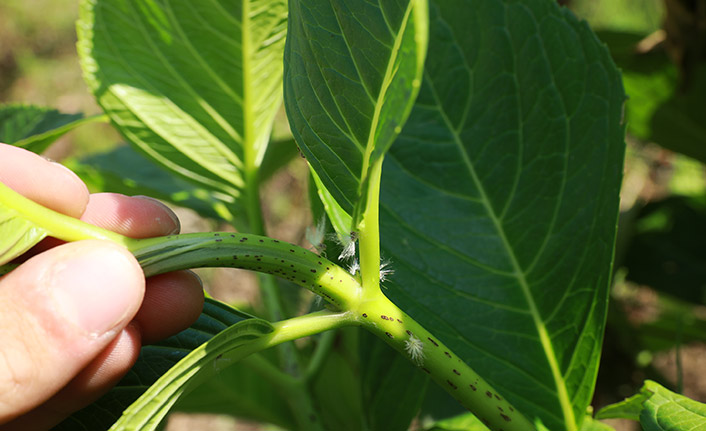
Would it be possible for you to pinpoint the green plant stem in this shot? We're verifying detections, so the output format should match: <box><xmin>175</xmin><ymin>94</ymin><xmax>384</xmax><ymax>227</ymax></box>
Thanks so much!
<box><xmin>131</xmin><ymin>232</ymin><xmax>362</xmax><ymax>310</ymax></box>
<box><xmin>353</xmin><ymin>289</ymin><xmax>536</xmax><ymax>431</ymax></box>
<box><xmin>357</xmin><ymin>157</ymin><xmax>384</xmax><ymax>292</ymax></box>
<box><xmin>0</xmin><ymin>181</ymin><xmax>128</xmax><ymax>246</ymax></box>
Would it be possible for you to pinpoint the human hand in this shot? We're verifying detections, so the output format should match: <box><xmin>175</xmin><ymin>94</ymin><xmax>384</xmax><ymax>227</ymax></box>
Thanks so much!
<box><xmin>0</xmin><ymin>144</ymin><xmax>204</xmax><ymax>430</ymax></box>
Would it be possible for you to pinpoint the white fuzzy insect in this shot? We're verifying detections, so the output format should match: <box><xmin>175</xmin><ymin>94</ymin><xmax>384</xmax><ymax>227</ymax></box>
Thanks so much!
<box><xmin>336</xmin><ymin>231</ymin><xmax>357</xmax><ymax>261</ymax></box>
<box><xmin>305</xmin><ymin>216</ymin><xmax>327</xmax><ymax>254</ymax></box>
<box><xmin>379</xmin><ymin>260</ymin><xmax>394</xmax><ymax>282</ymax></box>
<box><xmin>348</xmin><ymin>258</ymin><xmax>360</xmax><ymax>276</ymax></box>
<box><xmin>404</xmin><ymin>334</ymin><xmax>425</xmax><ymax>366</ymax></box>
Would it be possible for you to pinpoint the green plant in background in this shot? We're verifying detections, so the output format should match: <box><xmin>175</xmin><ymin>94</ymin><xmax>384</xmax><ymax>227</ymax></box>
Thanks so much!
<box><xmin>7</xmin><ymin>0</ymin><xmax>698</xmax><ymax>430</ymax></box>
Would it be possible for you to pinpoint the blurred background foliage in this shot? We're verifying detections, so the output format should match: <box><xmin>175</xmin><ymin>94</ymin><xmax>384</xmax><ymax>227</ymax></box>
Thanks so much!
<box><xmin>1</xmin><ymin>0</ymin><xmax>705</xmax><ymax>430</ymax></box>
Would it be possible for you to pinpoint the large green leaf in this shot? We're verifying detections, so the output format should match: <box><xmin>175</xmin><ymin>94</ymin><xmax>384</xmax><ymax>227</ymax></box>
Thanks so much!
<box><xmin>77</xmin><ymin>0</ymin><xmax>287</xmax><ymax>202</ymax></box>
<box><xmin>284</xmin><ymin>0</ymin><xmax>428</xmax><ymax>226</ymax></box>
<box><xmin>378</xmin><ymin>1</ymin><xmax>625</xmax><ymax>430</ymax></box>
<box><xmin>0</xmin><ymin>104</ymin><xmax>104</xmax><ymax>154</ymax></box>
<box><xmin>56</xmin><ymin>298</ymin><xmax>253</xmax><ymax>430</ymax></box>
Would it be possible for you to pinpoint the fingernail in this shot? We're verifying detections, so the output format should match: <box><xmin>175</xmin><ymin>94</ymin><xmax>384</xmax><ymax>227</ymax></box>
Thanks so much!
<box><xmin>133</xmin><ymin>195</ymin><xmax>181</xmax><ymax>234</ymax></box>
<box><xmin>50</xmin><ymin>242</ymin><xmax>144</xmax><ymax>337</ymax></box>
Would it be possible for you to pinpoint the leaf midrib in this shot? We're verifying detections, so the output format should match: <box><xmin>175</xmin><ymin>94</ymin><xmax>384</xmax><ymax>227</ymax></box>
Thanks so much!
<box><xmin>358</xmin><ymin>1</ymin><xmax>415</xmax><ymax>194</ymax></box>
<box><xmin>423</xmin><ymin>68</ymin><xmax>577</xmax><ymax>429</ymax></box>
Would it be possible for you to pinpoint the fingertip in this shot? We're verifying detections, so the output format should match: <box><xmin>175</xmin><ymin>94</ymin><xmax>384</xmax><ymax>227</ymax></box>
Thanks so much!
<box><xmin>0</xmin><ymin>144</ymin><xmax>89</xmax><ymax>218</ymax></box>
<box><xmin>81</xmin><ymin>193</ymin><xmax>180</xmax><ymax>238</ymax></box>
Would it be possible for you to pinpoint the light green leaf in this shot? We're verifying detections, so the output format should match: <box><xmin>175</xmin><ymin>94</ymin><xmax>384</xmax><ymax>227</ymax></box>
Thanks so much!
<box><xmin>55</xmin><ymin>298</ymin><xmax>253</xmax><ymax>430</ymax></box>
<box><xmin>0</xmin><ymin>104</ymin><xmax>104</xmax><ymax>154</ymax></box>
<box><xmin>598</xmin><ymin>380</ymin><xmax>706</xmax><ymax>431</ymax></box>
<box><xmin>284</xmin><ymin>0</ymin><xmax>428</xmax><ymax>227</ymax></box>
<box><xmin>379</xmin><ymin>1</ymin><xmax>625</xmax><ymax>430</ymax></box>
<box><xmin>423</xmin><ymin>412</ymin><xmax>490</xmax><ymax>431</ymax></box>
<box><xmin>596</xmin><ymin>390</ymin><xmax>645</xmax><ymax>421</ymax></box>
<box><xmin>579</xmin><ymin>417</ymin><xmax>616</xmax><ymax>431</ymax></box>
<box><xmin>77</xmin><ymin>0</ymin><xmax>287</xmax><ymax>202</ymax></box>
<box><xmin>640</xmin><ymin>381</ymin><xmax>706</xmax><ymax>431</ymax></box>
<box><xmin>0</xmin><ymin>182</ymin><xmax>48</xmax><ymax>266</ymax></box>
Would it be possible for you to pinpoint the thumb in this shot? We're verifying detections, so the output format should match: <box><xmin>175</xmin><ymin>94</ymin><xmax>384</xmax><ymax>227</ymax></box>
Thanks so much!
<box><xmin>0</xmin><ymin>240</ymin><xmax>144</xmax><ymax>423</ymax></box>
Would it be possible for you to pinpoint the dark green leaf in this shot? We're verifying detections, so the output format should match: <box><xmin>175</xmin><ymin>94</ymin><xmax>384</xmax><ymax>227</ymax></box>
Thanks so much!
<box><xmin>284</xmin><ymin>0</ymin><xmax>428</xmax><ymax>226</ymax></box>
<box><xmin>78</xmin><ymin>0</ymin><xmax>287</xmax><ymax>201</ymax></box>
<box><xmin>379</xmin><ymin>1</ymin><xmax>625</xmax><ymax>429</ymax></box>
<box><xmin>55</xmin><ymin>298</ymin><xmax>253</xmax><ymax>431</ymax></box>
<box><xmin>0</xmin><ymin>104</ymin><xmax>103</xmax><ymax>154</ymax></box>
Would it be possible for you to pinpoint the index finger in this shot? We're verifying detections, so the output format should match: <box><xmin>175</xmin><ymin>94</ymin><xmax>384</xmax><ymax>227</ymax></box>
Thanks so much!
<box><xmin>0</xmin><ymin>144</ymin><xmax>89</xmax><ymax>218</ymax></box>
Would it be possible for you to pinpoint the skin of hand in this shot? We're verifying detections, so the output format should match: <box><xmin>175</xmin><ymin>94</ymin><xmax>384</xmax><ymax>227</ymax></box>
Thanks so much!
<box><xmin>0</xmin><ymin>144</ymin><xmax>205</xmax><ymax>430</ymax></box>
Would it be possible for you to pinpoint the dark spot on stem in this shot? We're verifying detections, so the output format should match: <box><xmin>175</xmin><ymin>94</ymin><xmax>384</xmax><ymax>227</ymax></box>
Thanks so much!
<box><xmin>428</xmin><ymin>337</ymin><xmax>439</xmax><ymax>347</ymax></box>
<box><xmin>310</xmin><ymin>269</ymin><xmax>317</xmax><ymax>273</ymax></box>
<box><xmin>501</xmin><ymin>414</ymin><xmax>511</xmax><ymax>422</ymax></box>
<box><xmin>444</xmin><ymin>352</ymin><xmax>452</xmax><ymax>358</ymax></box>
<box><xmin>362</xmin><ymin>313</ymin><xmax>368</xmax><ymax>318</ymax></box>
<box><xmin>215</xmin><ymin>238</ymin><xmax>222</xmax><ymax>242</ymax></box>
<box><xmin>421</xmin><ymin>367</ymin><xmax>431</xmax><ymax>374</ymax></box>
<box><xmin>447</xmin><ymin>380</ymin><xmax>457</xmax><ymax>390</ymax></box>
<box><xmin>385</xmin><ymin>332</ymin><xmax>393</xmax><ymax>339</ymax></box>
<box><xmin>259</xmin><ymin>239</ymin><xmax>264</xmax><ymax>242</ymax></box>
<box><xmin>494</xmin><ymin>394</ymin><xmax>502</xmax><ymax>401</ymax></box>
<box><xmin>469</xmin><ymin>384</ymin><xmax>477</xmax><ymax>391</ymax></box>
<box><xmin>406</xmin><ymin>330</ymin><xmax>412</xmax><ymax>336</ymax></box>
<box><xmin>485</xmin><ymin>391</ymin><xmax>493</xmax><ymax>398</ymax></box>
<box><xmin>453</xmin><ymin>369</ymin><xmax>460</xmax><ymax>376</ymax></box>
<box><xmin>289</xmin><ymin>249</ymin><xmax>295</xmax><ymax>253</ymax></box>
